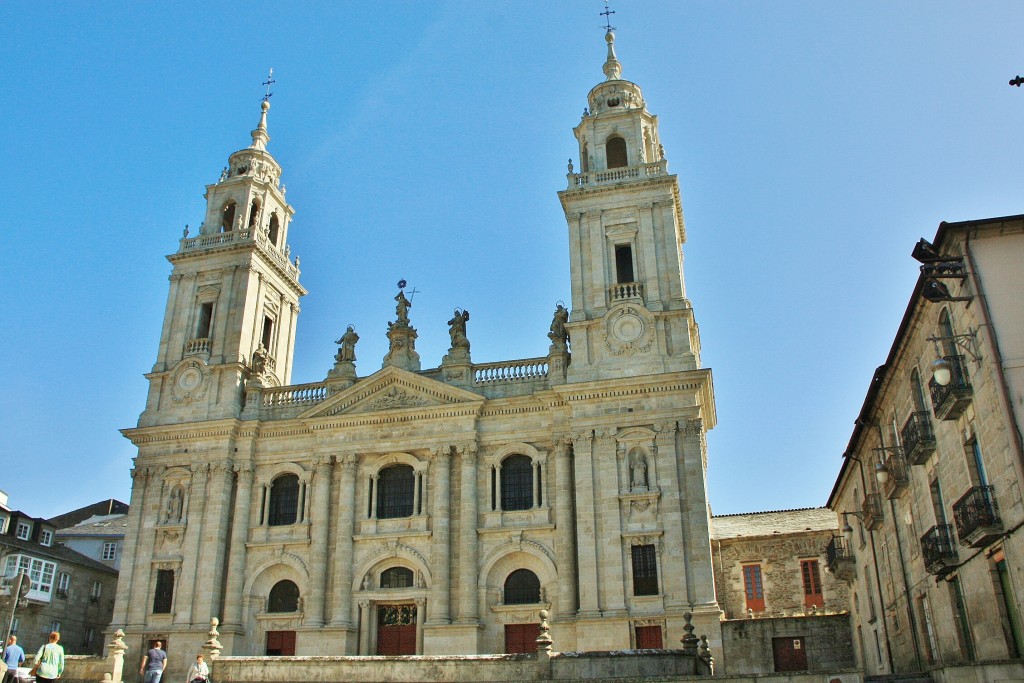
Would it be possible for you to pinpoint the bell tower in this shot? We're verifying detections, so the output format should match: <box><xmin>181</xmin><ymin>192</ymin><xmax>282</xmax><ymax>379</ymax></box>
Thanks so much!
<box><xmin>139</xmin><ymin>99</ymin><xmax>306</xmax><ymax>427</ymax></box>
<box><xmin>559</xmin><ymin>31</ymin><xmax>700</xmax><ymax>383</ymax></box>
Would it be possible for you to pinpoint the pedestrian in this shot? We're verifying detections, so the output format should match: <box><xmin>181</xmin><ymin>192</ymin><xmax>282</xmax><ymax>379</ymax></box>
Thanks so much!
<box><xmin>2</xmin><ymin>636</ymin><xmax>25</xmax><ymax>683</ymax></box>
<box><xmin>185</xmin><ymin>654</ymin><xmax>208</xmax><ymax>683</ymax></box>
<box><xmin>30</xmin><ymin>632</ymin><xmax>63</xmax><ymax>683</ymax></box>
<box><xmin>139</xmin><ymin>641</ymin><xmax>167</xmax><ymax>683</ymax></box>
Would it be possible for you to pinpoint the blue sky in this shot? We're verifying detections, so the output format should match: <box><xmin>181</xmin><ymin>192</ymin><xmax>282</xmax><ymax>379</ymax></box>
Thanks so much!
<box><xmin>3</xmin><ymin>2</ymin><xmax>1023</xmax><ymax>519</ymax></box>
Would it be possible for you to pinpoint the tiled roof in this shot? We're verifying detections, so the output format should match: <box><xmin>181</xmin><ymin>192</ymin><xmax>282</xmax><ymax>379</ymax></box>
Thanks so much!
<box><xmin>0</xmin><ymin>535</ymin><xmax>117</xmax><ymax>575</ymax></box>
<box><xmin>55</xmin><ymin>514</ymin><xmax>128</xmax><ymax>538</ymax></box>
<box><xmin>710</xmin><ymin>507</ymin><xmax>837</xmax><ymax>540</ymax></box>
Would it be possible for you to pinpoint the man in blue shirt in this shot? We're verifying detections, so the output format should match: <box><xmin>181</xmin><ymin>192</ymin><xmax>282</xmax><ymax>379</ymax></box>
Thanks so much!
<box><xmin>139</xmin><ymin>641</ymin><xmax>166</xmax><ymax>683</ymax></box>
<box><xmin>3</xmin><ymin>635</ymin><xmax>26</xmax><ymax>683</ymax></box>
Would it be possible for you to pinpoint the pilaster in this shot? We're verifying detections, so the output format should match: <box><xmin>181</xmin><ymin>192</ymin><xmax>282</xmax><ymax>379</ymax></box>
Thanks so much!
<box><xmin>572</xmin><ymin>431</ymin><xmax>601</xmax><ymax>616</ymax></box>
<box><xmin>456</xmin><ymin>443</ymin><xmax>479</xmax><ymax>624</ymax></box>
<box><xmin>427</xmin><ymin>446</ymin><xmax>452</xmax><ymax>624</ymax></box>
<box><xmin>304</xmin><ymin>455</ymin><xmax>334</xmax><ymax>626</ymax></box>
<box><xmin>330</xmin><ymin>454</ymin><xmax>359</xmax><ymax>629</ymax></box>
<box><xmin>177</xmin><ymin>462</ymin><xmax>209</xmax><ymax>625</ymax></box>
<box><xmin>595</xmin><ymin>429</ymin><xmax>626</xmax><ymax>615</ymax></box>
<box><xmin>554</xmin><ymin>437</ymin><xmax>577</xmax><ymax>619</ymax></box>
<box><xmin>222</xmin><ymin>463</ymin><xmax>254</xmax><ymax>631</ymax></box>
<box><xmin>196</xmin><ymin>459</ymin><xmax>234</xmax><ymax>622</ymax></box>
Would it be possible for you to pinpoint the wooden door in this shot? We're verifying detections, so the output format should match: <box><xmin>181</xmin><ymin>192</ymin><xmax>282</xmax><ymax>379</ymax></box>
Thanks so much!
<box><xmin>377</xmin><ymin>604</ymin><xmax>417</xmax><ymax>656</ymax></box>
<box><xmin>265</xmin><ymin>631</ymin><xmax>296</xmax><ymax>656</ymax></box>
<box><xmin>504</xmin><ymin>623</ymin><xmax>541</xmax><ymax>654</ymax></box>
<box><xmin>772</xmin><ymin>636</ymin><xmax>807</xmax><ymax>672</ymax></box>
<box><xmin>635</xmin><ymin>625</ymin><xmax>663</xmax><ymax>649</ymax></box>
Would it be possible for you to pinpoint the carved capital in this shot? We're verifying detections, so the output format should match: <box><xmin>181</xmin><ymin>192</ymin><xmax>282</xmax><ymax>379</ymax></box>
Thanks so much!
<box><xmin>433</xmin><ymin>446</ymin><xmax>452</xmax><ymax>461</ymax></box>
<box><xmin>314</xmin><ymin>455</ymin><xmax>335</xmax><ymax>472</ymax></box>
<box><xmin>341</xmin><ymin>453</ymin><xmax>359</xmax><ymax>471</ymax></box>
<box><xmin>682</xmin><ymin>418</ymin><xmax>703</xmax><ymax>437</ymax></box>
<box><xmin>571</xmin><ymin>431</ymin><xmax>592</xmax><ymax>450</ymax></box>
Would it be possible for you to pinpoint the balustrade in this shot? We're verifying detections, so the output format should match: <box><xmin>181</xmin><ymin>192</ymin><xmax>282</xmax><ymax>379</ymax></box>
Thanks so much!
<box><xmin>860</xmin><ymin>493</ymin><xmax>883</xmax><ymax>530</ymax></box>
<box><xmin>608</xmin><ymin>281</ymin><xmax>644</xmax><ymax>303</ymax></box>
<box><xmin>880</xmin><ymin>452</ymin><xmax>910</xmax><ymax>498</ymax></box>
<box><xmin>184</xmin><ymin>338</ymin><xmax>212</xmax><ymax>355</ymax></box>
<box><xmin>260</xmin><ymin>382</ymin><xmax>329</xmax><ymax>407</ymax></box>
<box><xmin>568</xmin><ymin>160</ymin><xmax>668</xmax><ymax>188</ymax></box>
<box><xmin>474</xmin><ymin>358</ymin><xmax>549</xmax><ymax>384</ymax></box>
<box><xmin>825</xmin><ymin>536</ymin><xmax>855</xmax><ymax>581</ymax></box>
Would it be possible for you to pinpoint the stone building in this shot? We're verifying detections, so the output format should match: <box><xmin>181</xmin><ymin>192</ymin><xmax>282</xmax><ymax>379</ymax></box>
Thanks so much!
<box><xmin>711</xmin><ymin>508</ymin><xmax>853</xmax><ymax>674</ymax></box>
<box><xmin>0</xmin><ymin>493</ymin><xmax>118</xmax><ymax>655</ymax></box>
<box><xmin>111</xmin><ymin>30</ymin><xmax>723</xmax><ymax>668</ymax></box>
<box><xmin>828</xmin><ymin>216</ymin><xmax>1024</xmax><ymax>680</ymax></box>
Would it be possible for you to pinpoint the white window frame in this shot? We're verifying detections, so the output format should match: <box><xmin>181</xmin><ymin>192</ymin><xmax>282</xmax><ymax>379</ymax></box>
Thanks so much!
<box><xmin>9</xmin><ymin>617</ymin><xmax>18</xmax><ymax>635</ymax></box>
<box><xmin>57</xmin><ymin>572</ymin><xmax>71</xmax><ymax>598</ymax></box>
<box><xmin>102</xmin><ymin>542</ymin><xmax>117</xmax><ymax>561</ymax></box>
<box><xmin>4</xmin><ymin>554</ymin><xmax>57</xmax><ymax>601</ymax></box>
<box><xmin>49</xmin><ymin>620</ymin><xmax>61</xmax><ymax>633</ymax></box>
<box><xmin>90</xmin><ymin>580</ymin><xmax>102</xmax><ymax>601</ymax></box>
<box><xmin>40</xmin><ymin>529</ymin><xmax>52</xmax><ymax>547</ymax></box>
<box><xmin>0</xmin><ymin>514</ymin><xmax>8</xmax><ymax>534</ymax></box>
<box><xmin>15</xmin><ymin>521</ymin><xmax>31</xmax><ymax>540</ymax></box>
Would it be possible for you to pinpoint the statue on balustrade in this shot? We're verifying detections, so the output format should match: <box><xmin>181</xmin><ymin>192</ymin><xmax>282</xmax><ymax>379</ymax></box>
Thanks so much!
<box><xmin>448</xmin><ymin>309</ymin><xmax>470</xmax><ymax>351</ymax></box>
<box><xmin>335</xmin><ymin>325</ymin><xmax>359</xmax><ymax>362</ymax></box>
<box><xmin>548</xmin><ymin>303</ymin><xmax>569</xmax><ymax>349</ymax></box>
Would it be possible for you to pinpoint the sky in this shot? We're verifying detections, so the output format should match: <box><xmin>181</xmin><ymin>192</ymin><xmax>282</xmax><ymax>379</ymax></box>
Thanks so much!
<box><xmin>2</xmin><ymin>2</ymin><xmax>1024</xmax><ymax>520</ymax></box>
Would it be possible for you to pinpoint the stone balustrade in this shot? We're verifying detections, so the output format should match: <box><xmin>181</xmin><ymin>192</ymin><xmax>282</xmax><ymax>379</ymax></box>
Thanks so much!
<box><xmin>258</xmin><ymin>381</ymin><xmax>329</xmax><ymax>406</ymax></box>
<box><xmin>474</xmin><ymin>358</ymin><xmax>549</xmax><ymax>384</ymax></box>
<box><xmin>608</xmin><ymin>281</ymin><xmax>643</xmax><ymax>303</ymax></box>
<box><xmin>179</xmin><ymin>227</ymin><xmax>299</xmax><ymax>280</ymax></box>
<box><xmin>567</xmin><ymin>159</ymin><xmax>668</xmax><ymax>188</ymax></box>
<box><xmin>185</xmin><ymin>337</ymin><xmax>212</xmax><ymax>355</ymax></box>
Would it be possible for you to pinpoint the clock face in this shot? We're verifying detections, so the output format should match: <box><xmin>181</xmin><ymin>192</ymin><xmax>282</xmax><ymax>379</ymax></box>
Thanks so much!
<box><xmin>611</xmin><ymin>312</ymin><xmax>644</xmax><ymax>343</ymax></box>
<box><xmin>177</xmin><ymin>367</ymin><xmax>203</xmax><ymax>391</ymax></box>
<box><xmin>171</xmin><ymin>359</ymin><xmax>209</xmax><ymax>404</ymax></box>
<box><xmin>605</xmin><ymin>305</ymin><xmax>655</xmax><ymax>356</ymax></box>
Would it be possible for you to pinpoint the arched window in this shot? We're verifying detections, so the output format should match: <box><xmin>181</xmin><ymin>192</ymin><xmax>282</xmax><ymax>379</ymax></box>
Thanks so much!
<box><xmin>606</xmin><ymin>136</ymin><xmax>628</xmax><ymax>169</ymax></box>
<box><xmin>268</xmin><ymin>474</ymin><xmax>299</xmax><ymax>526</ymax></box>
<box><xmin>911</xmin><ymin>368</ymin><xmax>927</xmax><ymax>412</ymax></box>
<box><xmin>248</xmin><ymin>199</ymin><xmax>261</xmax><ymax>228</ymax></box>
<box><xmin>221</xmin><ymin>202</ymin><xmax>236</xmax><ymax>232</ymax></box>
<box><xmin>377</xmin><ymin>465</ymin><xmax>415</xmax><ymax>519</ymax></box>
<box><xmin>380</xmin><ymin>567</ymin><xmax>414</xmax><ymax>589</ymax></box>
<box><xmin>581</xmin><ymin>143</ymin><xmax>589</xmax><ymax>172</ymax></box>
<box><xmin>938</xmin><ymin>308</ymin><xmax>956</xmax><ymax>355</ymax></box>
<box><xmin>268</xmin><ymin>213</ymin><xmax>280</xmax><ymax>246</ymax></box>
<box><xmin>267</xmin><ymin>580</ymin><xmax>299</xmax><ymax>612</ymax></box>
<box><xmin>501</xmin><ymin>455</ymin><xmax>533</xmax><ymax>511</ymax></box>
<box><xmin>504</xmin><ymin>569</ymin><xmax>541</xmax><ymax>605</ymax></box>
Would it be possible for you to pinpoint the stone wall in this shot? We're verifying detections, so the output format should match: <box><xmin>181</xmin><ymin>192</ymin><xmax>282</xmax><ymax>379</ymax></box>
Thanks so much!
<box><xmin>721</xmin><ymin>614</ymin><xmax>854</xmax><ymax>675</ymax></box>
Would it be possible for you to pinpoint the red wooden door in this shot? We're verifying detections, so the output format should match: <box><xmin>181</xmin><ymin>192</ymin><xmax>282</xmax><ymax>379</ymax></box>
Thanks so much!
<box><xmin>504</xmin><ymin>624</ymin><xmax>541</xmax><ymax>654</ymax></box>
<box><xmin>635</xmin><ymin>625</ymin><xmax>663</xmax><ymax>649</ymax></box>
<box><xmin>772</xmin><ymin>637</ymin><xmax>808</xmax><ymax>671</ymax></box>
<box><xmin>265</xmin><ymin>631</ymin><xmax>296</xmax><ymax>656</ymax></box>
<box><xmin>377</xmin><ymin>604</ymin><xmax>417</xmax><ymax>655</ymax></box>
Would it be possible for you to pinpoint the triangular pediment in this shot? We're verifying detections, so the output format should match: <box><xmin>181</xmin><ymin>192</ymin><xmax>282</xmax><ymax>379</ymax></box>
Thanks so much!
<box><xmin>299</xmin><ymin>365</ymin><xmax>483</xmax><ymax>420</ymax></box>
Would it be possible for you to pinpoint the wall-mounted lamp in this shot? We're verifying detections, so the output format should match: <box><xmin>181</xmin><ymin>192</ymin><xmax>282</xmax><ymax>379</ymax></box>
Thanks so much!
<box><xmin>841</xmin><ymin>511</ymin><xmax>865</xmax><ymax>537</ymax></box>
<box><xmin>913</xmin><ymin>238</ymin><xmax>972</xmax><ymax>303</ymax></box>
<box><xmin>926</xmin><ymin>329</ymin><xmax>980</xmax><ymax>385</ymax></box>
<box><xmin>873</xmin><ymin>462</ymin><xmax>890</xmax><ymax>487</ymax></box>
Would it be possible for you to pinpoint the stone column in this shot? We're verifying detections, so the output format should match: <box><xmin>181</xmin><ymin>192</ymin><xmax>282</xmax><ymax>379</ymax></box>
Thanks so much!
<box><xmin>358</xmin><ymin>601</ymin><xmax>371</xmax><ymax>655</ymax></box>
<box><xmin>176</xmin><ymin>463</ymin><xmax>209</xmax><ymax>625</ymax></box>
<box><xmin>654</xmin><ymin>422</ymin><xmax>687</xmax><ymax>607</ymax></box>
<box><xmin>427</xmin><ymin>446</ymin><xmax>452</xmax><ymax>624</ymax></box>
<box><xmin>330</xmin><ymin>455</ymin><xmax>358</xmax><ymax>627</ymax></box>
<box><xmin>415</xmin><ymin>597</ymin><xmax>426</xmax><ymax>654</ymax></box>
<box><xmin>222</xmin><ymin>463</ymin><xmax>254</xmax><ymax>630</ymax></box>
<box><xmin>553</xmin><ymin>438</ymin><xmax>577</xmax><ymax>619</ymax></box>
<box><xmin>595</xmin><ymin>430</ymin><xmax>626</xmax><ymax>615</ymax></box>
<box><xmin>369</xmin><ymin>474</ymin><xmax>378</xmax><ymax>519</ymax></box>
<box><xmin>571</xmin><ymin>431</ymin><xmax>601</xmax><ymax>616</ymax></box>
<box><xmin>112</xmin><ymin>467</ymin><xmax>151</xmax><ymax>628</ymax></box>
<box><xmin>680</xmin><ymin>419</ymin><xmax>715</xmax><ymax>607</ymax></box>
<box><xmin>304</xmin><ymin>456</ymin><xmax>334</xmax><ymax>626</ymax></box>
<box><xmin>457</xmin><ymin>444</ymin><xmax>479</xmax><ymax>623</ymax></box>
<box><xmin>197</xmin><ymin>460</ymin><xmax>235</xmax><ymax>622</ymax></box>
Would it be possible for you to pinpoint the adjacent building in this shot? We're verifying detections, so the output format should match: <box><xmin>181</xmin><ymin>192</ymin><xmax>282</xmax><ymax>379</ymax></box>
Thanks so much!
<box><xmin>111</xmin><ymin>30</ymin><xmax>724</xmax><ymax>668</ymax></box>
<box><xmin>828</xmin><ymin>216</ymin><xmax>1024</xmax><ymax>679</ymax></box>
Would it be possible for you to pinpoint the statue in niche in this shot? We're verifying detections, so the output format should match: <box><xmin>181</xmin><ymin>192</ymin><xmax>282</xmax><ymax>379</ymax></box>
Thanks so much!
<box><xmin>548</xmin><ymin>304</ymin><xmax>569</xmax><ymax>348</ymax></box>
<box><xmin>335</xmin><ymin>325</ymin><xmax>359</xmax><ymax>362</ymax></box>
<box><xmin>629</xmin><ymin>449</ymin><xmax>649</xmax><ymax>489</ymax></box>
<box><xmin>447</xmin><ymin>309</ymin><xmax>470</xmax><ymax>351</ymax></box>
<box><xmin>166</xmin><ymin>487</ymin><xmax>183</xmax><ymax>523</ymax></box>
<box><xmin>362</xmin><ymin>574</ymin><xmax>371</xmax><ymax>591</ymax></box>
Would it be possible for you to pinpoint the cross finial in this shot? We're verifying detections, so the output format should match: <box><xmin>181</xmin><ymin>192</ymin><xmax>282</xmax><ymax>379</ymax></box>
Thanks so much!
<box><xmin>600</xmin><ymin>0</ymin><xmax>616</xmax><ymax>33</ymax></box>
<box><xmin>262</xmin><ymin>68</ymin><xmax>276</xmax><ymax>102</ymax></box>
<box><xmin>1010</xmin><ymin>75</ymin><xmax>1024</xmax><ymax>87</ymax></box>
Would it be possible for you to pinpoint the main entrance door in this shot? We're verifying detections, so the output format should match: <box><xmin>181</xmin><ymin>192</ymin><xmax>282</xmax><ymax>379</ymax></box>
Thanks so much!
<box><xmin>504</xmin><ymin>623</ymin><xmax>541</xmax><ymax>654</ymax></box>
<box><xmin>266</xmin><ymin>631</ymin><xmax>296</xmax><ymax>656</ymax></box>
<box><xmin>377</xmin><ymin>604</ymin><xmax>417</xmax><ymax>655</ymax></box>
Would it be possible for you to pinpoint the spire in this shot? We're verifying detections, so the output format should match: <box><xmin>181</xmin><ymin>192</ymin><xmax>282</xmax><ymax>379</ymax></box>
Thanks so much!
<box><xmin>602</xmin><ymin>30</ymin><xmax>622</xmax><ymax>81</ymax></box>
<box><xmin>250</xmin><ymin>99</ymin><xmax>271</xmax><ymax>151</ymax></box>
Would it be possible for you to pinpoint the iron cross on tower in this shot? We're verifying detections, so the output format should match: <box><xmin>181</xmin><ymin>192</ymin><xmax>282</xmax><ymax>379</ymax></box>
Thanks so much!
<box><xmin>600</xmin><ymin>0</ymin><xmax>616</xmax><ymax>32</ymax></box>
<box><xmin>262</xmin><ymin>68</ymin><xmax>276</xmax><ymax>102</ymax></box>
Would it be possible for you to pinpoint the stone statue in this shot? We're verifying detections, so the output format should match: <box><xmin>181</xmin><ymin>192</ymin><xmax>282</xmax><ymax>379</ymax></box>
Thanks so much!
<box><xmin>658</xmin><ymin>143</ymin><xmax>665</xmax><ymax>160</ymax></box>
<box><xmin>630</xmin><ymin>450</ymin><xmax>648</xmax><ymax>488</ymax></box>
<box><xmin>166</xmin><ymin>487</ymin><xmax>183</xmax><ymax>523</ymax></box>
<box><xmin>182</xmin><ymin>224</ymin><xmax>189</xmax><ymax>238</ymax></box>
<box><xmin>219</xmin><ymin>167</ymin><xmax>228</xmax><ymax>182</ymax></box>
<box><xmin>251</xmin><ymin>344</ymin><xmax>268</xmax><ymax>374</ymax></box>
<box><xmin>335</xmin><ymin>325</ymin><xmax>359</xmax><ymax>362</ymax></box>
<box><xmin>548</xmin><ymin>304</ymin><xmax>569</xmax><ymax>347</ymax></box>
<box><xmin>394</xmin><ymin>289</ymin><xmax>412</xmax><ymax>326</ymax></box>
<box><xmin>567</xmin><ymin>158</ymin><xmax>574</xmax><ymax>173</ymax></box>
<box><xmin>448</xmin><ymin>309</ymin><xmax>470</xmax><ymax>351</ymax></box>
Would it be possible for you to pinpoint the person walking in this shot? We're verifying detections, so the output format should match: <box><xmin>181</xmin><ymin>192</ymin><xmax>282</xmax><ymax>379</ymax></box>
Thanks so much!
<box><xmin>139</xmin><ymin>641</ymin><xmax>166</xmax><ymax>683</ymax></box>
<box><xmin>2</xmin><ymin>636</ymin><xmax>25</xmax><ymax>683</ymax></box>
<box><xmin>184</xmin><ymin>654</ymin><xmax>208</xmax><ymax>683</ymax></box>
<box><xmin>31</xmin><ymin>632</ymin><xmax>64</xmax><ymax>683</ymax></box>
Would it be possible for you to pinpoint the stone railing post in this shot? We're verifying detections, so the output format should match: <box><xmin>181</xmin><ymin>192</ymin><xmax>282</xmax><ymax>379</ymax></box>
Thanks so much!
<box><xmin>535</xmin><ymin>609</ymin><xmax>554</xmax><ymax>680</ymax></box>
<box><xmin>202</xmin><ymin>618</ymin><xmax>223</xmax><ymax>661</ymax></box>
<box><xmin>105</xmin><ymin>629</ymin><xmax>128</xmax><ymax>683</ymax></box>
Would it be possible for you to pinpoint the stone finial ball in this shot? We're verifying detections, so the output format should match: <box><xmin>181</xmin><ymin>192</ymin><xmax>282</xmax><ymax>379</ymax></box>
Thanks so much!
<box><xmin>261</xmin><ymin>100</ymin><xmax>270</xmax><ymax>112</ymax></box>
<box><xmin>210</xmin><ymin>618</ymin><xmax>220</xmax><ymax>627</ymax></box>
<box><xmin>539</xmin><ymin>609</ymin><xmax>549</xmax><ymax>619</ymax></box>
<box><xmin>605</xmin><ymin>31</ymin><xmax>614</xmax><ymax>43</ymax></box>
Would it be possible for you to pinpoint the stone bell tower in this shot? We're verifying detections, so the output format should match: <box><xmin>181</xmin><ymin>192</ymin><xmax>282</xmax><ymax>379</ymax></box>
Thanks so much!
<box><xmin>559</xmin><ymin>31</ymin><xmax>700</xmax><ymax>383</ymax></box>
<box><xmin>139</xmin><ymin>99</ymin><xmax>306</xmax><ymax>427</ymax></box>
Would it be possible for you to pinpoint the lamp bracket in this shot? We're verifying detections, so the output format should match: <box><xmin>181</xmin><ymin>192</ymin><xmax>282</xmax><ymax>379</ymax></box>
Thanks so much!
<box><xmin>926</xmin><ymin>329</ymin><xmax>981</xmax><ymax>364</ymax></box>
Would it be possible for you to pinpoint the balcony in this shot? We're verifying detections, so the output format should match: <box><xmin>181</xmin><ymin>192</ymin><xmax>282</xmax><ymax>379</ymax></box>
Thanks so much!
<box><xmin>901</xmin><ymin>411</ymin><xmax>937</xmax><ymax>465</ymax></box>
<box><xmin>567</xmin><ymin>159</ymin><xmax>669</xmax><ymax>189</ymax></box>
<box><xmin>608</xmin><ymin>281</ymin><xmax>644</xmax><ymax>304</ymax></box>
<box><xmin>921</xmin><ymin>524</ymin><xmax>958</xmax><ymax>575</ymax></box>
<box><xmin>861</xmin><ymin>493</ymin><xmax>884</xmax><ymax>530</ymax></box>
<box><xmin>929</xmin><ymin>355</ymin><xmax>973</xmax><ymax>421</ymax></box>
<box><xmin>880</xmin><ymin>452</ymin><xmax>910</xmax><ymax>499</ymax></box>
<box><xmin>55</xmin><ymin>588</ymin><xmax>68</xmax><ymax>599</ymax></box>
<box><xmin>825</xmin><ymin>536</ymin><xmax>856</xmax><ymax>582</ymax></box>
<box><xmin>184</xmin><ymin>337</ymin><xmax>212</xmax><ymax>356</ymax></box>
<box><xmin>953</xmin><ymin>485</ymin><xmax>1003</xmax><ymax>548</ymax></box>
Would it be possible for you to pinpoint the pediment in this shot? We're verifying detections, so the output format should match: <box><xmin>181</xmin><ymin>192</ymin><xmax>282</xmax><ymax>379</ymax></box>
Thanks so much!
<box><xmin>299</xmin><ymin>365</ymin><xmax>483</xmax><ymax>419</ymax></box>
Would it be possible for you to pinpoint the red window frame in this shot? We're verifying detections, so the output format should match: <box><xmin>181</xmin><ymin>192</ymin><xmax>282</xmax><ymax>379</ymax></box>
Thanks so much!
<box><xmin>743</xmin><ymin>564</ymin><xmax>765</xmax><ymax>612</ymax></box>
<box><xmin>801</xmin><ymin>559</ymin><xmax>824</xmax><ymax>608</ymax></box>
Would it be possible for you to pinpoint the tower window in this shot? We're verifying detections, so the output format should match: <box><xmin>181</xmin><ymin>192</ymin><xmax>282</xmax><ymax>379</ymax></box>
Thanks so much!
<box><xmin>377</xmin><ymin>465</ymin><xmax>415</xmax><ymax>519</ymax></box>
<box><xmin>249</xmin><ymin>199</ymin><xmax>261</xmax><ymax>228</ymax></box>
<box><xmin>196</xmin><ymin>302</ymin><xmax>214</xmax><ymax>339</ymax></box>
<box><xmin>615</xmin><ymin>244</ymin><xmax>635</xmax><ymax>283</ymax></box>
<box><xmin>268</xmin><ymin>474</ymin><xmax>299</xmax><ymax>526</ymax></box>
<box><xmin>606</xmin><ymin>136</ymin><xmax>628</xmax><ymax>168</ymax></box>
<box><xmin>221</xmin><ymin>202</ymin><xmax>236</xmax><ymax>232</ymax></box>
<box><xmin>268</xmin><ymin>580</ymin><xmax>300</xmax><ymax>612</ymax></box>
<box><xmin>504</xmin><ymin>569</ymin><xmax>541</xmax><ymax>605</ymax></box>
<box><xmin>153</xmin><ymin>569</ymin><xmax>174</xmax><ymax>614</ymax></box>
<box><xmin>500</xmin><ymin>455</ymin><xmax>533</xmax><ymax>511</ymax></box>
<box><xmin>268</xmin><ymin>213</ymin><xmax>280</xmax><ymax>246</ymax></box>
<box><xmin>261</xmin><ymin>316</ymin><xmax>275</xmax><ymax>352</ymax></box>
<box><xmin>632</xmin><ymin>544</ymin><xmax>659</xmax><ymax>596</ymax></box>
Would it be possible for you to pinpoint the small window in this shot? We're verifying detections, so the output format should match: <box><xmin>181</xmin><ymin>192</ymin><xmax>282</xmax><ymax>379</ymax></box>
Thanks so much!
<box><xmin>84</xmin><ymin>627</ymin><xmax>95</xmax><ymax>647</ymax></box>
<box><xmin>268</xmin><ymin>580</ymin><xmax>300</xmax><ymax>612</ymax></box>
<box><xmin>500</xmin><ymin>455</ymin><xmax>533</xmax><ymax>511</ymax></box>
<box><xmin>615</xmin><ymin>244</ymin><xmax>635</xmax><ymax>283</ymax></box>
<box><xmin>196</xmin><ymin>302</ymin><xmax>214</xmax><ymax>339</ymax></box>
<box><xmin>632</xmin><ymin>545</ymin><xmax>659</xmax><ymax>596</ymax></box>
<box><xmin>57</xmin><ymin>573</ymin><xmax>71</xmax><ymax>598</ymax></box>
<box><xmin>90</xmin><ymin>580</ymin><xmax>102</xmax><ymax>602</ymax></box>
<box><xmin>248</xmin><ymin>199</ymin><xmax>261</xmax><ymax>227</ymax></box>
<box><xmin>380</xmin><ymin>567</ymin><xmax>414</xmax><ymax>589</ymax></box>
<box><xmin>221</xmin><ymin>202</ymin><xmax>236</xmax><ymax>232</ymax></box>
<box><xmin>268</xmin><ymin>213</ymin><xmax>280</xmax><ymax>246</ymax></box>
<box><xmin>40</xmin><ymin>529</ymin><xmax>52</xmax><ymax>547</ymax></box>
<box><xmin>377</xmin><ymin>465</ymin><xmax>415</xmax><ymax>519</ymax></box>
<box><xmin>504</xmin><ymin>569</ymin><xmax>541</xmax><ymax>605</ymax></box>
<box><xmin>606</xmin><ymin>136</ymin><xmax>628</xmax><ymax>168</ymax></box>
<box><xmin>261</xmin><ymin>315</ymin><xmax>275</xmax><ymax>352</ymax></box>
<box><xmin>10</xmin><ymin>617</ymin><xmax>19</xmax><ymax>635</ymax></box>
<box><xmin>743</xmin><ymin>564</ymin><xmax>765</xmax><ymax>612</ymax></box>
<box><xmin>801</xmin><ymin>559</ymin><xmax>823</xmax><ymax>608</ymax></box>
<box><xmin>268</xmin><ymin>474</ymin><xmax>300</xmax><ymax>526</ymax></box>
<box><xmin>102</xmin><ymin>542</ymin><xmax>117</xmax><ymax>561</ymax></box>
<box><xmin>15</xmin><ymin>522</ymin><xmax>30</xmax><ymax>540</ymax></box>
<box><xmin>153</xmin><ymin>569</ymin><xmax>174</xmax><ymax>614</ymax></box>
<box><xmin>49</xmin><ymin>621</ymin><xmax>61</xmax><ymax>634</ymax></box>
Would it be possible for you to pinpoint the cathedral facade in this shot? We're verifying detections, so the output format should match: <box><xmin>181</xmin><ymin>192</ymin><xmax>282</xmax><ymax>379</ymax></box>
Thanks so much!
<box><xmin>111</xmin><ymin>30</ymin><xmax>721</xmax><ymax>665</ymax></box>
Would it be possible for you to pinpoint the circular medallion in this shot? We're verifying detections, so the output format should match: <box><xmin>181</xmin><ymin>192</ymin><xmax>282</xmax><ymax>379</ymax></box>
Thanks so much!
<box><xmin>171</xmin><ymin>359</ymin><xmax>210</xmax><ymax>404</ymax></box>
<box><xmin>611</xmin><ymin>313</ymin><xmax>644</xmax><ymax>343</ymax></box>
<box><xmin>604</xmin><ymin>304</ymin><xmax>655</xmax><ymax>356</ymax></box>
<box><xmin>177</xmin><ymin>367</ymin><xmax>203</xmax><ymax>391</ymax></box>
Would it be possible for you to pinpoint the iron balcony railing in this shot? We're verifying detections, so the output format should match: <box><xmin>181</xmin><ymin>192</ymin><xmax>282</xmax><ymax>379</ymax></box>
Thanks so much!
<box><xmin>861</xmin><ymin>492</ymin><xmax>884</xmax><ymax>530</ymax></box>
<box><xmin>825</xmin><ymin>535</ymin><xmax>855</xmax><ymax>581</ymax></box>
<box><xmin>920</xmin><ymin>524</ymin><xmax>958</xmax><ymax>575</ymax></box>
<box><xmin>953</xmin><ymin>485</ymin><xmax>1003</xmax><ymax>548</ymax></box>
<box><xmin>901</xmin><ymin>411</ymin><xmax>937</xmax><ymax>465</ymax></box>
<box><xmin>881</xmin><ymin>452</ymin><xmax>910</xmax><ymax>498</ymax></box>
<box><xmin>929</xmin><ymin>355</ymin><xmax>973</xmax><ymax>420</ymax></box>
